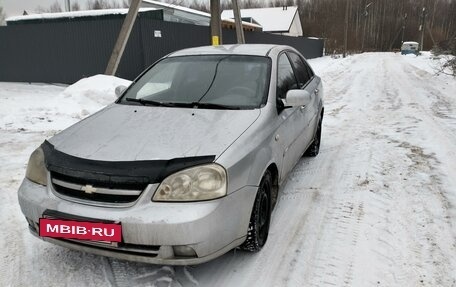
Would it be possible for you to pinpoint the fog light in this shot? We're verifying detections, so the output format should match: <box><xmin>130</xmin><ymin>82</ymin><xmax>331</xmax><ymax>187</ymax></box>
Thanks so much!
<box><xmin>173</xmin><ymin>245</ymin><xmax>197</xmax><ymax>257</ymax></box>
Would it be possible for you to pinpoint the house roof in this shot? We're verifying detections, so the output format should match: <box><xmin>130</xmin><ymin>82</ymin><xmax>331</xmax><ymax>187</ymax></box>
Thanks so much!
<box><xmin>221</xmin><ymin>6</ymin><xmax>298</xmax><ymax>33</ymax></box>
<box><xmin>142</xmin><ymin>0</ymin><xmax>262</xmax><ymax>29</ymax></box>
<box><xmin>142</xmin><ymin>0</ymin><xmax>211</xmax><ymax>18</ymax></box>
<box><xmin>222</xmin><ymin>18</ymin><xmax>262</xmax><ymax>29</ymax></box>
<box><xmin>6</xmin><ymin>8</ymin><xmax>158</xmax><ymax>22</ymax></box>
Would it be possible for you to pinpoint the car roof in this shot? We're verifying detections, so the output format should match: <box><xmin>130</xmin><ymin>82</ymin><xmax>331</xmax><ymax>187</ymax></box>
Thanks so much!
<box><xmin>168</xmin><ymin>44</ymin><xmax>283</xmax><ymax>57</ymax></box>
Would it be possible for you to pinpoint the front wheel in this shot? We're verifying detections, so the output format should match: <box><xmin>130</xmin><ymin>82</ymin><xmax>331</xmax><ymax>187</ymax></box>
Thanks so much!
<box><xmin>240</xmin><ymin>170</ymin><xmax>272</xmax><ymax>252</ymax></box>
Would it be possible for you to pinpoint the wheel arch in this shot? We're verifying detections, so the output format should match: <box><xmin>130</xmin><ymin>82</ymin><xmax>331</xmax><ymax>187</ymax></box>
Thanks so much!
<box><xmin>264</xmin><ymin>163</ymin><xmax>279</xmax><ymax>209</ymax></box>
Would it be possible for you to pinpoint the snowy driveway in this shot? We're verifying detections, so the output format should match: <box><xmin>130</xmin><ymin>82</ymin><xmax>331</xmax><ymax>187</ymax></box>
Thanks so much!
<box><xmin>1</xmin><ymin>53</ymin><xmax>456</xmax><ymax>287</ymax></box>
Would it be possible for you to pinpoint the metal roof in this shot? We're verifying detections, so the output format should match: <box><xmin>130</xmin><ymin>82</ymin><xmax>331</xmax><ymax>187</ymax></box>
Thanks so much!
<box><xmin>221</xmin><ymin>6</ymin><xmax>298</xmax><ymax>33</ymax></box>
<box><xmin>142</xmin><ymin>0</ymin><xmax>211</xmax><ymax>18</ymax></box>
<box><xmin>6</xmin><ymin>8</ymin><xmax>158</xmax><ymax>22</ymax></box>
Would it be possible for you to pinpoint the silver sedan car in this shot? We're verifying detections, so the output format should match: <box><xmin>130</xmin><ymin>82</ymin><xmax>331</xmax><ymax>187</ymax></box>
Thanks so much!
<box><xmin>18</xmin><ymin>44</ymin><xmax>324</xmax><ymax>265</ymax></box>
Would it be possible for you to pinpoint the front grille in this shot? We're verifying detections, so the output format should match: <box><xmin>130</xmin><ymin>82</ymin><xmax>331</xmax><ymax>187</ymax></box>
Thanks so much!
<box><xmin>51</xmin><ymin>172</ymin><xmax>148</xmax><ymax>190</ymax></box>
<box><xmin>51</xmin><ymin>172</ymin><xmax>147</xmax><ymax>204</ymax></box>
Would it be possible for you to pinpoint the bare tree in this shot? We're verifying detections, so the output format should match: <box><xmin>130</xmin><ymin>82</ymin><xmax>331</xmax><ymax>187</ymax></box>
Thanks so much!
<box><xmin>87</xmin><ymin>0</ymin><xmax>104</xmax><ymax>10</ymax></box>
<box><xmin>35</xmin><ymin>0</ymin><xmax>130</xmax><ymax>14</ymax></box>
<box><xmin>433</xmin><ymin>36</ymin><xmax>456</xmax><ymax>77</ymax></box>
<box><xmin>35</xmin><ymin>1</ymin><xmax>63</xmax><ymax>13</ymax></box>
<box><xmin>291</xmin><ymin>0</ymin><xmax>456</xmax><ymax>54</ymax></box>
<box><xmin>440</xmin><ymin>56</ymin><xmax>456</xmax><ymax>77</ymax></box>
<box><xmin>49</xmin><ymin>1</ymin><xmax>63</xmax><ymax>12</ymax></box>
<box><xmin>86</xmin><ymin>0</ymin><xmax>122</xmax><ymax>10</ymax></box>
<box><xmin>189</xmin><ymin>0</ymin><xmax>456</xmax><ymax>55</ymax></box>
<box><xmin>188</xmin><ymin>0</ymin><xmax>209</xmax><ymax>13</ymax></box>
<box><xmin>35</xmin><ymin>6</ymin><xmax>47</xmax><ymax>13</ymax></box>
<box><xmin>71</xmin><ymin>2</ymin><xmax>82</xmax><ymax>11</ymax></box>
<box><xmin>242</xmin><ymin>0</ymin><xmax>264</xmax><ymax>9</ymax></box>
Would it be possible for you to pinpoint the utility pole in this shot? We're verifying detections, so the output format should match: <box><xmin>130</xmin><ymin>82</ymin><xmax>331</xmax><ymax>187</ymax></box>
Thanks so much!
<box><xmin>401</xmin><ymin>13</ymin><xmax>407</xmax><ymax>44</ymax></box>
<box><xmin>210</xmin><ymin>0</ymin><xmax>222</xmax><ymax>45</ymax></box>
<box><xmin>419</xmin><ymin>7</ymin><xmax>426</xmax><ymax>52</ymax></box>
<box><xmin>232</xmin><ymin>0</ymin><xmax>245</xmax><ymax>44</ymax></box>
<box><xmin>343</xmin><ymin>0</ymin><xmax>349</xmax><ymax>57</ymax></box>
<box><xmin>65</xmin><ymin>0</ymin><xmax>71</xmax><ymax>12</ymax></box>
<box><xmin>105</xmin><ymin>0</ymin><xmax>141</xmax><ymax>75</ymax></box>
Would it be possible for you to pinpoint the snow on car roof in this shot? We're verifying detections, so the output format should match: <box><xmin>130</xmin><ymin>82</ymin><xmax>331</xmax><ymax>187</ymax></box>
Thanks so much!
<box><xmin>169</xmin><ymin>44</ymin><xmax>280</xmax><ymax>57</ymax></box>
<box><xmin>221</xmin><ymin>6</ymin><xmax>298</xmax><ymax>32</ymax></box>
<box><xmin>402</xmin><ymin>41</ymin><xmax>419</xmax><ymax>45</ymax></box>
<box><xmin>6</xmin><ymin>8</ymin><xmax>158</xmax><ymax>22</ymax></box>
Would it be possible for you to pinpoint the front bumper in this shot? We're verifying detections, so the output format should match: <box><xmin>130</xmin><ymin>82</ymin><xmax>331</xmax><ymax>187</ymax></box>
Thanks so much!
<box><xmin>18</xmin><ymin>178</ymin><xmax>257</xmax><ymax>265</ymax></box>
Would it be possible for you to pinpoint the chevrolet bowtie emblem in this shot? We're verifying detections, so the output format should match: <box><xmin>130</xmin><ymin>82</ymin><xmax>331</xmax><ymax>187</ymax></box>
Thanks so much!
<box><xmin>81</xmin><ymin>184</ymin><xmax>97</xmax><ymax>194</ymax></box>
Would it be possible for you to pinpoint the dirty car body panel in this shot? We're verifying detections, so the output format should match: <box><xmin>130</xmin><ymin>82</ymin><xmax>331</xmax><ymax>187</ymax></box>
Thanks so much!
<box><xmin>18</xmin><ymin>44</ymin><xmax>324</xmax><ymax>265</ymax></box>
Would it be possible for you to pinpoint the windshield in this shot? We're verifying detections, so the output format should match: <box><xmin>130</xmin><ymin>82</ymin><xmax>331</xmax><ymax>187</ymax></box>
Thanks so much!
<box><xmin>119</xmin><ymin>55</ymin><xmax>271</xmax><ymax>109</ymax></box>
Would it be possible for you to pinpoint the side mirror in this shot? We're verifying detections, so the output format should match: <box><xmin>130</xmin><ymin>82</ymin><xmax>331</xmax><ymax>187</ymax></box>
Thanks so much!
<box><xmin>115</xmin><ymin>85</ymin><xmax>127</xmax><ymax>97</ymax></box>
<box><xmin>281</xmin><ymin>89</ymin><xmax>311</xmax><ymax>107</ymax></box>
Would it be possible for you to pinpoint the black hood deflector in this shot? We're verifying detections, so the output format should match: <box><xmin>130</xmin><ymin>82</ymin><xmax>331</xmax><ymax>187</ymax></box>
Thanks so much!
<box><xmin>42</xmin><ymin>140</ymin><xmax>216</xmax><ymax>185</ymax></box>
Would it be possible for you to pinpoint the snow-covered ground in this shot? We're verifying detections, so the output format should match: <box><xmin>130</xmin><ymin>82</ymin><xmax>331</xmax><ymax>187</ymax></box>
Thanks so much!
<box><xmin>1</xmin><ymin>52</ymin><xmax>456</xmax><ymax>286</ymax></box>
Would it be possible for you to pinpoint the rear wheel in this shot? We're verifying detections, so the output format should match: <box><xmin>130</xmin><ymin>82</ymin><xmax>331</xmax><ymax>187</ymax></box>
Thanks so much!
<box><xmin>305</xmin><ymin>117</ymin><xmax>322</xmax><ymax>157</ymax></box>
<box><xmin>241</xmin><ymin>170</ymin><xmax>272</xmax><ymax>252</ymax></box>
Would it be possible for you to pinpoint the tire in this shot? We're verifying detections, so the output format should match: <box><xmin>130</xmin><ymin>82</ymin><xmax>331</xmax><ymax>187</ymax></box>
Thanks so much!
<box><xmin>305</xmin><ymin>117</ymin><xmax>322</xmax><ymax>157</ymax></box>
<box><xmin>240</xmin><ymin>170</ymin><xmax>272</xmax><ymax>252</ymax></box>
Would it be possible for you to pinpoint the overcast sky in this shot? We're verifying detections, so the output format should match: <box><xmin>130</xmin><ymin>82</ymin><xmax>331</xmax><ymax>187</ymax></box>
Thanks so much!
<box><xmin>3</xmin><ymin>0</ymin><xmax>64</xmax><ymax>16</ymax></box>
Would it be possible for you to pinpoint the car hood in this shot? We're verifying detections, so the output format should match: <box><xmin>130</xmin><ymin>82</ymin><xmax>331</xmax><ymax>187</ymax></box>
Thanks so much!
<box><xmin>48</xmin><ymin>104</ymin><xmax>261</xmax><ymax>161</ymax></box>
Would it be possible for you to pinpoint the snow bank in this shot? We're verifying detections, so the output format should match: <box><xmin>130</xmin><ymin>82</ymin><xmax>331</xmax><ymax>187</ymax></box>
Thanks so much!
<box><xmin>61</xmin><ymin>74</ymin><xmax>131</xmax><ymax>109</ymax></box>
<box><xmin>0</xmin><ymin>75</ymin><xmax>131</xmax><ymax>133</ymax></box>
<box><xmin>58</xmin><ymin>74</ymin><xmax>131</xmax><ymax>122</ymax></box>
<box><xmin>401</xmin><ymin>51</ymin><xmax>455</xmax><ymax>77</ymax></box>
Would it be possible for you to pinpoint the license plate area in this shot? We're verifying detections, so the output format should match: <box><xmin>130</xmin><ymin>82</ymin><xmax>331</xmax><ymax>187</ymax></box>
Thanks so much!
<box><xmin>39</xmin><ymin>211</ymin><xmax>121</xmax><ymax>243</ymax></box>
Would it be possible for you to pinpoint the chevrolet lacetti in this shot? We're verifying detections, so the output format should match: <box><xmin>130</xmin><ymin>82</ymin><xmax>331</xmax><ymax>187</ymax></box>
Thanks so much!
<box><xmin>18</xmin><ymin>44</ymin><xmax>324</xmax><ymax>265</ymax></box>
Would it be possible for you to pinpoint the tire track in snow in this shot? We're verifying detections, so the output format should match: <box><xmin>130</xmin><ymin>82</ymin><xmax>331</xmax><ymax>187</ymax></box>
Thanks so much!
<box><xmin>112</xmin><ymin>260</ymin><xmax>181</xmax><ymax>287</ymax></box>
<box><xmin>106</xmin><ymin>258</ymin><xmax>201</xmax><ymax>287</ymax></box>
<box><xmin>267</xmin><ymin>57</ymin><xmax>381</xmax><ymax>287</ymax></box>
<box><xmin>370</xmin><ymin>55</ymin><xmax>456</xmax><ymax>286</ymax></box>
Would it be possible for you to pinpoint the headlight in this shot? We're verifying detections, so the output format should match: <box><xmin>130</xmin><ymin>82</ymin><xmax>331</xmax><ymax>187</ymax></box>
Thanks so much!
<box><xmin>153</xmin><ymin>164</ymin><xmax>227</xmax><ymax>202</ymax></box>
<box><xmin>25</xmin><ymin>147</ymin><xmax>47</xmax><ymax>186</ymax></box>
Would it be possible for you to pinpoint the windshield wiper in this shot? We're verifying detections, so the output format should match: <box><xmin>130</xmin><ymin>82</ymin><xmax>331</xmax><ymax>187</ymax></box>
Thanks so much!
<box><xmin>125</xmin><ymin>98</ymin><xmax>240</xmax><ymax>109</ymax></box>
<box><xmin>191</xmin><ymin>102</ymin><xmax>241</xmax><ymax>110</ymax></box>
<box><xmin>125</xmin><ymin>98</ymin><xmax>178</xmax><ymax>107</ymax></box>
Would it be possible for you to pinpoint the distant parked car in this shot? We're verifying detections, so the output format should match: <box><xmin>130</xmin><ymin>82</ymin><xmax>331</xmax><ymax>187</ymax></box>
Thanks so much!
<box><xmin>18</xmin><ymin>44</ymin><xmax>324</xmax><ymax>265</ymax></box>
<box><xmin>401</xmin><ymin>41</ymin><xmax>419</xmax><ymax>55</ymax></box>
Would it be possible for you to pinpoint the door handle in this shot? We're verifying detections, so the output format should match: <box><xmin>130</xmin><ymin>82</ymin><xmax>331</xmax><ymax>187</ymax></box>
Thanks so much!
<box><xmin>315</xmin><ymin>89</ymin><xmax>319</xmax><ymax>94</ymax></box>
<box><xmin>300</xmin><ymin>105</ymin><xmax>306</xmax><ymax>110</ymax></box>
